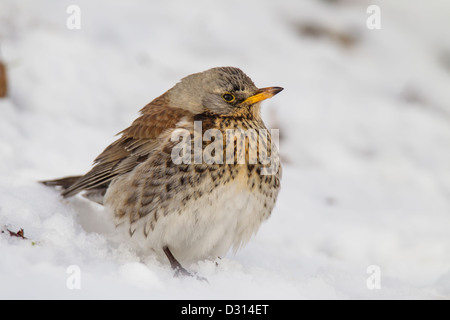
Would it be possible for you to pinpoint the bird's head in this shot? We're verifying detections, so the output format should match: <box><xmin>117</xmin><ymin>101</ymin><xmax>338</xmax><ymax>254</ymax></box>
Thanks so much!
<box><xmin>167</xmin><ymin>67</ymin><xmax>283</xmax><ymax>117</ymax></box>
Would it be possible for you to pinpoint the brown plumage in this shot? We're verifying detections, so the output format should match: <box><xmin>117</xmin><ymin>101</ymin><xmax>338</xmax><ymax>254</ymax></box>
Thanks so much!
<box><xmin>59</xmin><ymin>94</ymin><xmax>192</xmax><ymax>199</ymax></box>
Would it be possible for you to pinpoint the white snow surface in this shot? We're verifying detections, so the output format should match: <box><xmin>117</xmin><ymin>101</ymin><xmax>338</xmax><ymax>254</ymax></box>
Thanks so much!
<box><xmin>1</xmin><ymin>0</ymin><xmax>450</xmax><ymax>299</ymax></box>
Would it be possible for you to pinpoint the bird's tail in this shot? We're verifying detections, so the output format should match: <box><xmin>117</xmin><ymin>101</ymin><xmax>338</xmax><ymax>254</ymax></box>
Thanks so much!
<box><xmin>40</xmin><ymin>176</ymin><xmax>83</xmax><ymax>192</ymax></box>
<box><xmin>40</xmin><ymin>176</ymin><xmax>107</xmax><ymax>205</ymax></box>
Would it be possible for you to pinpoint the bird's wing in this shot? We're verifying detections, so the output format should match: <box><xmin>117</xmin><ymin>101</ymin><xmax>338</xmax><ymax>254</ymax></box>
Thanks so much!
<box><xmin>61</xmin><ymin>95</ymin><xmax>193</xmax><ymax>198</ymax></box>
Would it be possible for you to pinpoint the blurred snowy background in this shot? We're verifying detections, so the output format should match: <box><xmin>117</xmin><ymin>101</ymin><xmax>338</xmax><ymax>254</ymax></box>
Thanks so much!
<box><xmin>1</xmin><ymin>0</ymin><xmax>450</xmax><ymax>299</ymax></box>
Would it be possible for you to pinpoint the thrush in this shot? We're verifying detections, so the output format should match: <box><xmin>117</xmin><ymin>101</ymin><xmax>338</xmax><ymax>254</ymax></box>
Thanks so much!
<box><xmin>42</xmin><ymin>67</ymin><xmax>283</xmax><ymax>277</ymax></box>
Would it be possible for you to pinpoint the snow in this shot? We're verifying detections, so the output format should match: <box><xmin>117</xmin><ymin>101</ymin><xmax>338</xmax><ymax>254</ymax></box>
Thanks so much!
<box><xmin>1</xmin><ymin>0</ymin><xmax>450</xmax><ymax>299</ymax></box>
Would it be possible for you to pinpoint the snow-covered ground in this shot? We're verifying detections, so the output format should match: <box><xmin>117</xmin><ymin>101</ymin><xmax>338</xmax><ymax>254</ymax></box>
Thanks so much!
<box><xmin>1</xmin><ymin>0</ymin><xmax>450</xmax><ymax>299</ymax></box>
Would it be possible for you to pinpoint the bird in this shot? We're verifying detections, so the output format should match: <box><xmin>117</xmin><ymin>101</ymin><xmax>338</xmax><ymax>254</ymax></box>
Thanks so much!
<box><xmin>42</xmin><ymin>67</ymin><xmax>283</xmax><ymax>277</ymax></box>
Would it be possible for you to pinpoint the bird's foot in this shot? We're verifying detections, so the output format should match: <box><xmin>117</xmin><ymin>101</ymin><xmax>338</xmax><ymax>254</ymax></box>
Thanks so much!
<box><xmin>163</xmin><ymin>246</ymin><xmax>208</xmax><ymax>282</ymax></box>
<box><xmin>174</xmin><ymin>265</ymin><xmax>208</xmax><ymax>282</ymax></box>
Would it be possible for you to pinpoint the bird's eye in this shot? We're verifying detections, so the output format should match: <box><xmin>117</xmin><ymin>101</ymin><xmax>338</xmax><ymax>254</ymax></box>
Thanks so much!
<box><xmin>222</xmin><ymin>93</ymin><xmax>235</xmax><ymax>102</ymax></box>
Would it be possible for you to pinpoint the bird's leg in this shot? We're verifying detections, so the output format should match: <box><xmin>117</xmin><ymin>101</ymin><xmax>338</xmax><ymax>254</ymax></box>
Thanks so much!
<box><xmin>162</xmin><ymin>246</ymin><xmax>208</xmax><ymax>282</ymax></box>
<box><xmin>162</xmin><ymin>246</ymin><xmax>192</xmax><ymax>277</ymax></box>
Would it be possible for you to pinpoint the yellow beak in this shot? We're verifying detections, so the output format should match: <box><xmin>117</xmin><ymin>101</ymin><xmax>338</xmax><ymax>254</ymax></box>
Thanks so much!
<box><xmin>242</xmin><ymin>87</ymin><xmax>283</xmax><ymax>106</ymax></box>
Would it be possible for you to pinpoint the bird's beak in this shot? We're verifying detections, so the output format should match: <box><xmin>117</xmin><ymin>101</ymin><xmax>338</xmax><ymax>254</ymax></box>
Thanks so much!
<box><xmin>242</xmin><ymin>87</ymin><xmax>284</xmax><ymax>106</ymax></box>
